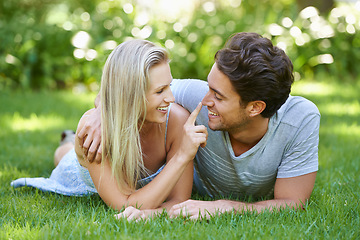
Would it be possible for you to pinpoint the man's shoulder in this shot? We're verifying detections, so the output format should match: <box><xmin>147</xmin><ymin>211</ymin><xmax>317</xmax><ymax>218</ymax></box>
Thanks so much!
<box><xmin>292</xmin><ymin>95</ymin><xmax>318</xmax><ymax>110</ymax></box>
<box><xmin>171</xmin><ymin>79</ymin><xmax>208</xmax><ymax>111</ymax></box>
<box><xmin>173</xmin><ymin>78</ymin><xmax>207</xmax><ymax>83</ymax></box>
<box><xmin>275</xmin><ymin>96</ymin><xmax>320</xmax><ymax>127</ymax></box>
<box><xmin>281</xmin><ymin>95</ymin><xmax>320</xmax><ymax>116</ymax></box>
<box><xmin>172</xmin><ymin>79</ymin><xmax>208</xmax><ymax>91</ymax></box>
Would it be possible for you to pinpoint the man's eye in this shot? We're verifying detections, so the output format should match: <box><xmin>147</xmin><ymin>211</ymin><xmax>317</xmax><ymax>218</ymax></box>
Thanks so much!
<box><xmin>214</xmin><ymin>92</ymin><xmax>222</xmax><ymax>100</ymax></box>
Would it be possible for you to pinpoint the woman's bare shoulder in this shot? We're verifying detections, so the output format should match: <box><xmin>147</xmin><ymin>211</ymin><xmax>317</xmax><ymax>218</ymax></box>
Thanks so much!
<box><xmin>168</xmin><ymin>103</ymin><xmax>190</xmax><ymax>125</ymax></box>
<box><xmin>166</xmin><ymin>103</ymin><xmax>189</xmax><ymax>148</ymax></box>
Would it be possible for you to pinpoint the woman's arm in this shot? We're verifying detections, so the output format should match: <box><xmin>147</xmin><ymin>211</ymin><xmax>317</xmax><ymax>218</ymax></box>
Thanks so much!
<box><xmin>115</xmin><ymin>104</ymin><xmax>196</xmax><ymax>220</ymax></box>
<box><xmin>160</xmin><ymin>103</ymin><xmax>195</xmax><ymax>208</ymax></box>
<box><xmin>75</xmin><ymin>103</ymin><xmax>206</xmax><ymax>211</ymax></box>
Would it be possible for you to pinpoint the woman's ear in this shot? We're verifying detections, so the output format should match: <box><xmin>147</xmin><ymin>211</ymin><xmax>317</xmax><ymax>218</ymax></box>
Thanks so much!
<box><xmin>247</xmin><ymin>101</ymin><xmax>266</xmax><ymax>117</ymax></box>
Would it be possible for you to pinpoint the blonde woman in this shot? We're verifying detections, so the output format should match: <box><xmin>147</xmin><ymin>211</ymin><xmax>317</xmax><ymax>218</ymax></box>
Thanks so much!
<box><xmin>11</xmin><ymin>39</ymin><xmax>208</xmax><ymax>220</ymax></box>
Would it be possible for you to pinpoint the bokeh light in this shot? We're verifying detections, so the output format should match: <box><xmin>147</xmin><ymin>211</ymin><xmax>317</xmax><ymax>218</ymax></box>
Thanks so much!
<box><xmin>71</xmin><ymin>31</ymin><xmax>91</xmax><ymax>49</ymax></box>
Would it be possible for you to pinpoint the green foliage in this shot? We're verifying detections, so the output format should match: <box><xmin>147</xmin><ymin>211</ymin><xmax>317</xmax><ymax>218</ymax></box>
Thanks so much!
<box><xmin>0</xmin><ymin>0</ymin><xmax>359</xmax><ymax>90</ymax></box>
<box><xmin>270</xmin><ymin>3</ymin><xmax>360</xmax><ymax>80</ymax></box>
<box><xmin>1</xmin><ymin>78</ymin><xmax>359</xmax><ymax>238</ymax></box>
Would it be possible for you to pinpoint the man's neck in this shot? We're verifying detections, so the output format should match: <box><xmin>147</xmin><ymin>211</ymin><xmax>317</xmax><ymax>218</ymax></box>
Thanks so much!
<box><xmin>228</xmin><ymin>117</ymin><xmax>269</xmax><ymax>157</ymax></box>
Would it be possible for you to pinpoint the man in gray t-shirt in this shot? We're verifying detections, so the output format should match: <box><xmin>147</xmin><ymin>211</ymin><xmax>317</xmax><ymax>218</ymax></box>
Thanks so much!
<box><xmin>168</xmin><ymin>32</ymin><xmax>320</xmax><ymax>219</ymax></box>
<box><xmin>171</xmin><ymin>79</ymin><xmax>319</xmax><ymax>200</ymax></box>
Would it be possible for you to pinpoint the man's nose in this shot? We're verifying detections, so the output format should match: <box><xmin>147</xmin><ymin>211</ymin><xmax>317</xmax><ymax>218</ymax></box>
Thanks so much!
<box><xmin>201</xmin><ymin>91</ymin><xmax>214</xmax><ymax>107</ymax></box>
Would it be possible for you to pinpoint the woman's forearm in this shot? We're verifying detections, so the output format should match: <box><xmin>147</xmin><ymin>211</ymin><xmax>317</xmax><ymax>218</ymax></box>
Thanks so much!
<box><xmin>88</xmin><ymin>151</ymin><xmax>192</xmax><ymax>211</ymax></box>
<box><xmin>124</xmin><ymin>152</ymin><xmax>191</xmax><ymax>209</ymax></box>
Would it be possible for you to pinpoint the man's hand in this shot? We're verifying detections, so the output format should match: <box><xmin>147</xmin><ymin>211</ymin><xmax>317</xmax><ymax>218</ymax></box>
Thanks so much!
<box><xmin>168</xmin><ymin>173</ymin><xmax>318</xmax><ymax>221</ymax></box>
<box><xmin>168</xmin><ymin>199</ymin><xmax>235</xmax><ymax>220</ymax></box>
<box><xmin>77</xmin><ymin>106</ymin><xmax>102</xmax><ymax>163</ymax></box>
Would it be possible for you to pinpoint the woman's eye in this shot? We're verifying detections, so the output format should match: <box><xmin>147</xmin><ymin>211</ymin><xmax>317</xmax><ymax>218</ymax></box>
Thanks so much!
<box><xmin>156</xmin><ymin>89</ymin><xmax>164</xmax><ymax>94</ymax></box>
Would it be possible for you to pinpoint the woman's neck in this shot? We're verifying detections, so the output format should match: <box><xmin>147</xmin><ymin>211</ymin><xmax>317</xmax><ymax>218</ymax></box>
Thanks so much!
<box><xmin>139</xmin><ymin>121</ymin><xmax>159</xmax><ymax>137</ymax></box>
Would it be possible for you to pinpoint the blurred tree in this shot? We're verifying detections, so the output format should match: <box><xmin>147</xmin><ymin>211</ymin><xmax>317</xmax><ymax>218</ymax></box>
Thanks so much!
<box><xmin>1</xmin><ymin>0</ymin><xmax>359</xmax><ymax>90</ymax></box>
<box><xmin>296</xmin><ymin>0</ymin><xmax>335</xmax><ymax>14</ymax></box>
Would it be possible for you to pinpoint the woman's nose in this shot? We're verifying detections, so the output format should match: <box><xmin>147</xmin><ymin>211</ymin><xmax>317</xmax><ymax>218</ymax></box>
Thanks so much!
<box><xmin>165</xmin><ymin>89</ymin><xmax>175</xmax><ymax>103</ymax></box>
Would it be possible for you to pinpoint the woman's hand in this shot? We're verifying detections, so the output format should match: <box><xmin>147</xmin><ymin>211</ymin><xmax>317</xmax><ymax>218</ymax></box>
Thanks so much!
<box><xmin>178</xmin><ymin>102</ymin><xmax>208</xmax><ymax>161</ymax></box>
<box><xmin>115</xmin><ymin>206</ymin><xmax>154</xmax><ymax>222</ymax></box>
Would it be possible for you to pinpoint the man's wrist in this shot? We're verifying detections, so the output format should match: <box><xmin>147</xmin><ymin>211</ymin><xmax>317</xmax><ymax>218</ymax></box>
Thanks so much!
<box><xmin>215</xmin><ymin>199</ymin><xmax>245</xmax><ymax>214</ymax></box>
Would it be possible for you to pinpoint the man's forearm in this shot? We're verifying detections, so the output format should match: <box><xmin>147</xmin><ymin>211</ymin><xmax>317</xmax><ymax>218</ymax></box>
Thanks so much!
<box><xmin>218</xmin><ymin>198</ymin><xmax>305</xmax><ymax>214</ymax></box>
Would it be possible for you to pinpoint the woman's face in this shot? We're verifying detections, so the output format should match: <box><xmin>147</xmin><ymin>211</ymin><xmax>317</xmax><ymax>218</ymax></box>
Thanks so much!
<box><xmin>144</xmin><ymin>62</ymin><xmax>175</xmax><ymax>124</ymax></box>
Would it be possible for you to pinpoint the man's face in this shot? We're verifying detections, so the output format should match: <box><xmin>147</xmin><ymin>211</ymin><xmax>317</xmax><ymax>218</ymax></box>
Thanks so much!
<box><xmin>201</xmin><ymin>63</ymin><xmax>250</xmax><ymax>132</ymax></box>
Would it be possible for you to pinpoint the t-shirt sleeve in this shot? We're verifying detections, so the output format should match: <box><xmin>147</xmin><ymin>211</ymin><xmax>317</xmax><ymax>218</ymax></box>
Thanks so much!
<box><xmin>277</xmin><ymin>112</ymin><xmax>320</xmax><ymax>178</ymax></box>
<box><xmin>171</xmin><ymin>79</ymin><xmax>208</xmax><ymax>112</ymax></box>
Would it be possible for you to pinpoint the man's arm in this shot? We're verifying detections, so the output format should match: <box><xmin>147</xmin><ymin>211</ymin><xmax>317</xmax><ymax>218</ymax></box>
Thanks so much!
<box><xmin>169</xmin><ymin>171</ymin><xmax>317</xmax><ymax>220</ymax></box>
<box><xmin>94</xmin><ymin>92</ymin><xmax>100</xmax><ymax>108</ymax></box>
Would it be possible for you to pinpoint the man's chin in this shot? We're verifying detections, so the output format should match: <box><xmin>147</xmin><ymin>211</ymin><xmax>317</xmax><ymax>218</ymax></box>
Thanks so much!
<box><xmin>208</xmin><ymin>122</ymin><xmax>222</xmax><ymax>131</ymax></box>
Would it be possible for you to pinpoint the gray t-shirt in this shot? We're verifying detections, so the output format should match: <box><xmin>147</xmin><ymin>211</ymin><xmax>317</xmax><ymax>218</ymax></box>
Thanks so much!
<box><xmin>171</xmin><ymin>79</ymin><xmax>320</xmax><ymax>199</ymax></box>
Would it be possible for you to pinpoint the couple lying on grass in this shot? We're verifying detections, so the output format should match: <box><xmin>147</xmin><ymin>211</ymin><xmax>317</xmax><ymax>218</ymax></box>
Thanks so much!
<box><xmin>12</xmin><ymin>32</ymin><xmax>320</xmax><ymax>221</ymax></box>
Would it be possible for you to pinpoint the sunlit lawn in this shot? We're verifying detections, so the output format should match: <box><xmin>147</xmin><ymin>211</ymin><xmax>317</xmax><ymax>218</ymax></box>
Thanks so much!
<box><xmin>0</xmin><ymin>77</ymin><xmax>359</xmax><ymax>239</ymax></box>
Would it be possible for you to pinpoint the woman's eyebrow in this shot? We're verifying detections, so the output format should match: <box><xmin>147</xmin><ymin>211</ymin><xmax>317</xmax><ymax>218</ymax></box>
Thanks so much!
<box><xmin>155</xmin><ymin>84</ymin><xmax>168</xmax><ymax>89</ymax></box>
<box><xmin>153</xmin><ymin>84</ymin><xmax>169</xmax><ymax>92</ymax></box>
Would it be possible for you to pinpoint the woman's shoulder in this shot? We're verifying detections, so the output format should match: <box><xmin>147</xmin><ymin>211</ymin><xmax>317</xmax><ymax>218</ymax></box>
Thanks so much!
<box><xmin>168</xmin><ymin>103</ymin><xmax>190</xmax><ymax>126</ymax></box>
<box><xmin>165</xmin><ymin>103</ymin><xmax>189</xmax><ymax>144</ymax></box>
<box><xmin>164</xmin><ymin>103</ymin><xmax>189</xmax><ymax>154</ymax></box>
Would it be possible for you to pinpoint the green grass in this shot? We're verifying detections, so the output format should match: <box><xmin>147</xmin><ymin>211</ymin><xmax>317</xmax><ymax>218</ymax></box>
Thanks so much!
<box><xmin>1</xmin><ymin>78</ymin><xmax>359</xmax><ymax>239</ymax></box>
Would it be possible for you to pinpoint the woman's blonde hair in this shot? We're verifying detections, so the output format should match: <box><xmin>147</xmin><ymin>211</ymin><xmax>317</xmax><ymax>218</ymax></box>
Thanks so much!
<box><xmin>100</xmin><ymin>39</ymin><xmax>169</xmax><ymax>193</ymax></box>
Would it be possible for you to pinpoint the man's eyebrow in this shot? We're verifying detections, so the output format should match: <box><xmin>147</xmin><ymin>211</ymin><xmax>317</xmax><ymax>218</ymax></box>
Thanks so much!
<box><xmin>209</xmin><ymin>86</ymin><xmax>226</xmax><ymax>99</ymax></box>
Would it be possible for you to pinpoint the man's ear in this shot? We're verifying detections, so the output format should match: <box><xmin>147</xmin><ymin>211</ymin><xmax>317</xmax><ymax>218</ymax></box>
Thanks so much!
<box><xmin>247</xmin><ymin>101</ymin><xmax>266</xmax><ymax>117</ymax></box>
